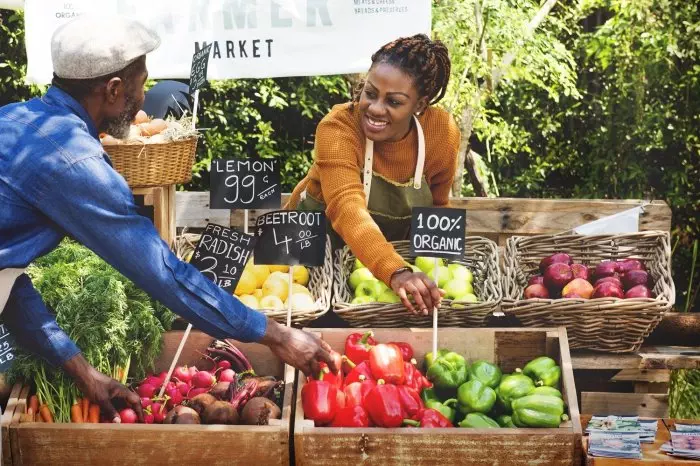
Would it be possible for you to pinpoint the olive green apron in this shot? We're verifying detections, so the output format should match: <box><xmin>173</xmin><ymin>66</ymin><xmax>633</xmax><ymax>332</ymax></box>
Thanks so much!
<box><xmin>298</xmin><ymin>116</ymin><xmax>433</xmax><ymax>250</ymax></box>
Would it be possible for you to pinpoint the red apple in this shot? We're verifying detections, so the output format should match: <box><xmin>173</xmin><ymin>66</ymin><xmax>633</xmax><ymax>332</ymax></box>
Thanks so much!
<box><xmin>562</xmin><ymin>278</ymin><xmax>594</xmax><ymax>299</ymax></box>
<box><xmin>528</xmin><ymin>275</ymin><xmax>545</xmax><ymax>286</ymax></box>
<box><xmin>625</xmin><ymin>285</ymin><xmax>655</xmax><ymax>299</ymax></box>
<box><xmin>543</xmin><ymin>263</ymin><xmax>573</xmax><ymax>290</ymax></box>
<box><xmin>594</xmin><ymin>261</ymin><xmax>618</xmax><ymax>279</ymax></box>
<box><xmin>523</xmin><ymin>284</ymin><xmax>550</xmax><ymax>299</ymax></box>
<box><xmin>622</xmin><ymin>270</ymin><xmax>650</xmax><ymax>290</ymax></box>
<box><xmin>617</xmin><ymin>258</ymin><xmax>646</xmax><ymax>274</ymax></box>
<box><xmin>588</xmin><ymin>266</ymin><xmax>597</xmax><ymax>279</ymax></box>
<box><xmin>539</xmin><ymin>253</ymin><xmax>572</xmax><ymax>273</ymax></box>
<box><xmin>595</xmin><ymin>276</ymin><xmax>623</xmax><ymax>288</ymax></box>
<box><xmin>571</xmin><ymin>264</ymin><xmax>589</xmax><ymax>280</ymax></box>
<box><xmin>562</xmin><ymin>292</ymin><xmax>583</xmax><ymax>299</ymax></box>
<box><xmin>592</xmin><ymin>282</ymin><xmax>624</xmax><ymax>299</ymax></box>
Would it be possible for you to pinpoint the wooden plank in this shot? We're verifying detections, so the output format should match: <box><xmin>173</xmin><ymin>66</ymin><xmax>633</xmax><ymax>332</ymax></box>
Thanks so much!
<box><xmin>175</xmin><ymin>192</ymin><xmax>672</xmax><ymax>234</ymax></box>
<box><xmin>611</xmin><ymin>369</ymin><xmax>671</xmax><ymax>383</ymax></box>
<box><xmin>572</xmin><ymin>347</ymin><xmax>700</xmax><ymax>371</ymax></box>
<box><xmin>581</xmin><ymin>392</ymin><xmax>668</xmax><ymax>417</ymax></box>
<box><xmin>2</xmin><ymin>384</ymin><xmax>22</xmax><ymax>466</ymax></box>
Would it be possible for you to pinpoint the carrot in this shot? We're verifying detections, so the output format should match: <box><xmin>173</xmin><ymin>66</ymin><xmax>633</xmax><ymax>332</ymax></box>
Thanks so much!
<box><xmin>71</xmin><ymin>401</ymin><xmax>83</xmax><ymax>423</ymax></box>
<box><xmin>88</xmin><ymin>404</ymin><xmax>100</xmax><ymax>423</ymax></box>
<box><xmin>39</xmin><ymin>404</ymin><xmax>54</xmax><ymax>423</ymax></box>
<box><xmin>82</xmin><ymin>398</ymin><xmax>90</xmax><ymax>422</ymax></box>
<box><xmin>29</xmin><ymin>395</ymin><xmax>39</xmax><ymax>416</ymax></box>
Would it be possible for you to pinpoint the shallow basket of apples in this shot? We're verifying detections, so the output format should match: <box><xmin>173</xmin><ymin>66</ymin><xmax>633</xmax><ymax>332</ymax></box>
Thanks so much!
<box><xmin>501</xmin><ymin>232</ymin><xmax>675</xmax><ymax>352</ymax></box>
<box><xmin>333</xmin><ymin>238</ymin><xmax>503</xmax><ymax>328</ymax></box>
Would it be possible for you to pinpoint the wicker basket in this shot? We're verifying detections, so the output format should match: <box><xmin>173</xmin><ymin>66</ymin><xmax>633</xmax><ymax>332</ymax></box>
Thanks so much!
<box><xmin>175</xmin><ymin>233</ymin><xmax>332</xmax><ymax>327</ymax></box>
<box><xmin>501</xmin><ymin>231</ymin><xmax>675</xmax><ymax>352</ymax></box>
<box><xmin>333</xmin><ymin>237</ymin><xmax>502</xmax><ymax>327</ymax></box>
<box><xmin>103</xmin><ymin>137</ymin><xmax>198</xmax><ymax>187</ymax></box>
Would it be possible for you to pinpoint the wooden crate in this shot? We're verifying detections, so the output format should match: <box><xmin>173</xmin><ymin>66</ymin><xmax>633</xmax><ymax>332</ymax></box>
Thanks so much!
<box><xmin>293</xmin><ymin>327</ymin><xmax>582</xmax><ymax>466</ymax></box>
<box><xmin>133</xmin><ymin>185</ymin><xmax>176</xmax><ymax>247</ymax></box>
<box><xmin>8</xmin><ymin>330</ymin><xmax>293</xmax><ymax>466</ymax></box>
<box><xmin>1</xmin><ymin>384</ymin><xmax>27</xmax><ymax>466</ymax></box>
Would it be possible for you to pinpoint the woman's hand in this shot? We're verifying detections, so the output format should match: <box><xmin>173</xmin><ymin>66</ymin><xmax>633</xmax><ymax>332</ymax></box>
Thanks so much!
<box><xmin>390</xmin><ymin>269</ymin><xmax>444</xmax><ymax>315</ymax></box>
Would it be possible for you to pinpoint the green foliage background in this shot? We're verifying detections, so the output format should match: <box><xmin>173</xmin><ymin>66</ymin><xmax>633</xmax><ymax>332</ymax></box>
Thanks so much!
<box><xmin>1</xmin><ymin>1</ymin><xmax>697</xmax><ymax>311</ymax></box>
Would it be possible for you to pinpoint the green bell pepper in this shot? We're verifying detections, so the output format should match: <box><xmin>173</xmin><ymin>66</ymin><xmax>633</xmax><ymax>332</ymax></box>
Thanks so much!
<box><xmin>523</xmin><ymin>356</ymin><xmax>561</xmax><ymax>388</ymax></box>
<box><xmin>420</xmin><ymin>387</ymin><xmax>440</xmax><ymax>404</ymax></box>
<box><xmin>458</xmin><ymin>412</ymin><xmax>500</xmax><ymax>428</ymax></box>
<box><xmin>511</xmin><ymin>394</ymin><xmax>568</xmax><ymax>428</ymax></box>
<box><xmin>497</xmin><ymin>373</ymin><xmax>535</xmax><ymax>413</ymax></box>
<box><xmin>426</xmin><ymin>351</ymin><xmax>469</xmax><ymax>391</ymax></box>
<box><xmin>425</xmin><ymin>398</ymin><xmax>458</xmax><ymax>423</ymax></box>
<box><xmin>531</xmin><ymin>386</ymin><xmax>562</xmax><ymax>398</ymax></box>
<box><xmin>457</xmin><ymin>379</ymin><xmax>497</xmax><ymax>414</ymax></box>
<box><xmin>468</xmin><ymin>360</ymin><xmax>502</xmax><ymax>389</ymax></box>
<box><xmin>496</xmin><ymin>414</ymin><xmax>516</xmax><ymax>428</ymax></box>
<box><xmin>424</xmin><ymin>349</ymin><xmax>450</xmax><ymax>369</ymax></box>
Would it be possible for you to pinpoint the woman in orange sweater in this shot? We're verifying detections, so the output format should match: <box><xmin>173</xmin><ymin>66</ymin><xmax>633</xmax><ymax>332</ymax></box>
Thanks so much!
<box><xmin>288</xmin><ymin>34</ymin><xmax>460</xmax><ymax>316</ymax></box>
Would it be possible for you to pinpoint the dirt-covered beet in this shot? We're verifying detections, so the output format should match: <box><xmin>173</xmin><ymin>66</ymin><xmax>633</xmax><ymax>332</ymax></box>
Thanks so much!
<box><xmin>240</xmin><ymin>397</ymin><xmax>281</xmax><ymax>425</ymax></box>
<box><xmin>164</xmin><ymin>406</ymin><xmax>201</xmax><ymax>424</ymax></box>
<box><xmin>210</xmin><ymin>382</ymin><xmax>230</xmax><ymax>400</ymax></box>
<box><xmin>202</xmin><ymin>401</ymin><xmax>240</xmax><ymax>425</ymax></box>
<box><xmin>189</xmin><ymin>393</ymin><xmax>217</xmax><ymax>416</ymax></box>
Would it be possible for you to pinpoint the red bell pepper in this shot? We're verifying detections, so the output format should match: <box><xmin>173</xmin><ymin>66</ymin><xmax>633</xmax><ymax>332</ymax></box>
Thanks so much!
<box><xmin>405</xmin><ymin>360</ymin><xmax>432</xmax><ymax>391</ymax></box>
<box><xmin>319</xmin><ymin>350</ymin><xmax>343</xmax><ymax>388</ymax></box>
<box><xmin>397</xmin><ymin>385</ymin><xmax>423</xmax><ymax>418</ymax></box>
<box><xmin>403</xmin><ymin>408</ymin><xmax>453</xmax><ymax>428</ymax></box>
<box><xmin>345</xmin><ymin>359</ymin><xmax>375</xmax><ymax>386</ymax></box>
<box><xmin>389</xmin><ymin>342</ymin><xmax>414</xmax><ymax>361</ymax></box>
<box><xmin>330</xmin><ymin>405</ymin><xmax>370</xmax><ymax>427</ymax></box>
<box><xmin>369</xmin><ymin>344</ymin><xmax>405</xmax><ymax>385</ymax></box>
<box><xmin>344</xmin><ymin>380</ymin><xmax>376</xmax><ymax>407</ymax></box>
<box><xmin>301</xmin><ymin>374</ymin><xmax>339</xmax><ymax>426</ymax></box>
<box><xmin>365</xmin><ymin>380</ymin><xmax>404</xmax><ymax>428</ymax></box>
<box><xmin>344</xmin><ymin>331</ymin><xmax>376</xmax><ymax>369</ymax></box>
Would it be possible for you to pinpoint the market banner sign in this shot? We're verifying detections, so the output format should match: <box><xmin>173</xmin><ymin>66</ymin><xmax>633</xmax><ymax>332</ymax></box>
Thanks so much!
<box><xmin>22</xmin><ymin>0</ymin><xmax>431</xmax><ymax>85</ymax></box>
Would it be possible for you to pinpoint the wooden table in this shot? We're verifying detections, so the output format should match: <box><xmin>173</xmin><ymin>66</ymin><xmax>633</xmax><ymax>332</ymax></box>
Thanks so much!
<box><xmin>582</xmin><ymin>416</ymin><xmax>700</xmax><ymax>465</ymax></box>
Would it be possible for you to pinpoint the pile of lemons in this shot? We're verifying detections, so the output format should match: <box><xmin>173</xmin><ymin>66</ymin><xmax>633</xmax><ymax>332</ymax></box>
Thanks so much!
<box><xmin>234</xmin><ymin>259</ymin><xmax>315</xmax><ymax>311</ymax></box>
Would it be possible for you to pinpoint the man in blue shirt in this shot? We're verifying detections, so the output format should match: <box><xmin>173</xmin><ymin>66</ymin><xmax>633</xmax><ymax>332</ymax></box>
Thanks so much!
<box><xmin>0</xmin><ymin>15</ymin><xmax>336</xmax><ymax>422</ymax></box>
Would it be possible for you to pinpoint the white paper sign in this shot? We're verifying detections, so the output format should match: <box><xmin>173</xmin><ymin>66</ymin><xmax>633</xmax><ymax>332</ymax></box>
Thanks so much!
<box><xmin>573</xmin><ymin>205</ymin><xmax>645</xmax><ymax>235</ymax></box>
<box><xmin>23</xmin><ymin>0</ymin><xmax>431</xmax><ymax>84</ymax></box>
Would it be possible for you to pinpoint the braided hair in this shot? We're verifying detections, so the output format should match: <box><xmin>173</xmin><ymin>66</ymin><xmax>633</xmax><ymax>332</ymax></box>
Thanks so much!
<box><xmin>354</xmin><ymin>34</ymin><xmax>451</xmax><ymax>106</ymax></box>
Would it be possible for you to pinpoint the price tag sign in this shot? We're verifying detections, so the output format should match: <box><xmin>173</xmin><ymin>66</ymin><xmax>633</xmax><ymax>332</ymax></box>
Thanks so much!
<box><xmin>254</xmin><ymin>210</ymin><xmax>326</xmax><ymax>267</ymax></box>
<box><xmin>410</xmin><ymin>207</ymin><xmax>466</xmax><ymax>260</ymax></box>
<box><xmin>210</xmin><ymin>158</ymin><xmax>281</xmax><ymax>210</ymax></box>
<box><xmin>189</xmin><ymin>223</ymin><xmax>256</xmax><ymax>293</ymax></box>
<box><xmin>0</xmin><ymin>324</ymin><xmax>16</xmax><ymax>372</ymax></box>
<box><xmin>189</xmin><ymin>44</ymin><xmax>213</xmax><ymax>93</ymax></box>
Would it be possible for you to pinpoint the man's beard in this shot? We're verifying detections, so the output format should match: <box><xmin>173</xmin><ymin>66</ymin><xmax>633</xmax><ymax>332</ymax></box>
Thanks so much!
<box><xmin>101</xmin><ymin>94</ymin><xmax>139</xmax><ymax>139</ymax></box>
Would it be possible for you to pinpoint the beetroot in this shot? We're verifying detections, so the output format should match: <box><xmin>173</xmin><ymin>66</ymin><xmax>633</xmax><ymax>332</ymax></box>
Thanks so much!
<box><xmin>240</xmin><ymin>397</ymin><xmax>281</xmax><ymax>425</ymax></box>
<box><xmin>136</xmin><ymin>383</ymin><xmax>157</xmax><ymax>398</ymax></box>
<box><xmin>218</xmin><ymin>369</ymin><xmax>236</xmax><ymax>383</ymax></box>
<box><xmin>189</xmin><ymin>393</ymin><xmax>217</xmax><ymax>416</ymax></box>
<box><xmin>622</xmin><ymin>270</ymin><xmax>650</xmax><ymax>290</ymax></box>
<box><xmin>539</xmin><ymin>253</ymin><xmax>572</xmax><ymax>273</ymax></box>
<box><xmin>188</xmin><ymin>387</ymin><xmax>210</xmax><ymax>398</ymax></box>
<box><xmin>217</xmin><ymin>360</ymin><xmax>232</xmax><ymax>371</ymax></box>
<box><xmin>210</xmin><ymin>382</ymin><xmax>231</xmax><ymax>400</ymax></box>
<box><xmin>151</xmin><ymin>402</ymin><xmax>166</xmax><ymax>423</ymax></box>
<box><xmin>164</xmin><ymin>406</ymin><xmax>201</xmax><ymax>425</ymax></box>
<box><xmin>173</xmin><ymin>366</ymin><xmax>193</xmax><ymax>384</ymax></box>
<box><xmin>192</xmin><ymin>370</ymin><xmax>216</xmax><ymax>389</ymax></box>
<box><xmin>118</xmin><ymin>408</ymin><xmax>138</xmax><ymax>424</ymax></box>
<box><xmin>202</xmin><ymin>401</ymin><xmax>239</xmax><ymax>425</ymax></box>
<box><xmin>140</xmin><ymin>397</ymin><xmax>152</xmax><ymax>409</ymax></box>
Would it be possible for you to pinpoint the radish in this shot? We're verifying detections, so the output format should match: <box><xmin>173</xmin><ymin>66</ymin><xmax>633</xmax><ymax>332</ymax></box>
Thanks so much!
<box><xmin>218</xmin><ymin>369</ymin><xmax>236</xmax><ymax>383</ymax></box>
<box><xmin>188</xmin><ymin>387</ymin><xmax>211</xmax><ymax>398</ymax></box>
<box><xmin>165</xmin><ymin>385</ymin><xmax>185</xmax><ymax>409</ymax></box>
<box><xmin>144</xmin><ymin>412</ymin><xmax>155</xmax><ymax>424</ymax></box>
<box><xmin>140</xmin><ymin>397</ymin><xmax>152</xmax><ymax>409</ymax></box>
<box><xmin>118</xmin><ymin>408</ymin><xmax>138</xmax><ymax>424</ymax></box>
<box><xmin>156</xmin><ymin>371</ymin><xmax>169</xmax><ymax>384</ymax></box>
<box><xmin>173</xmin><ymin>366</ymin><xmax>192</xmax><ymax>384</ymax></box>
<box><xmin>151</xmin><ymin>402</ymin><xmax>166</xmax><ymax>423</ymax></box>
<box><xmin>192</xmin><ymin>371</ymin><xmax>216</xmax><ymax>389</ymax></box>
<box><xmin>137</xmin><ymin>383</ymin><xmax>157</xmax><ymax>398</ymax></box>
<box><xmin>217</xmin><ymin>360</ymin><xmax>232</xmax><ymax>371</ymax></box>
<box><xmin>188</xmin><ymin>366</ymin><xmax>199</xmax><ymax>378</ymax></box>
<box><xmin>176</xmin><ymin>381</ymin><xmax>191</xmax><ymax>397</ymax></box>
<box><xmin>143</xmin><ymin>374</ymin><xmax>162</xmax><ymax>387</ymax></box>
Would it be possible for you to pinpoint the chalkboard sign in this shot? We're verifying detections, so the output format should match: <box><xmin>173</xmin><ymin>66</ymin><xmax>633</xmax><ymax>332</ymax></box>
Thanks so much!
<box><xmin>0</xmin><ymin>324</ymin><xmax>16</xmax><ymax>372</ymax></box>
<box><xmin>189</xmin><ymin>223</ymin><xmax>256</xmax><ymax>293</ymax></box>
<box><xmin>210</xmin><ymin>158</ymin><xmax>281</xmax><ymax>210</ymax></box>
<box><xmin>254</xmin><ymin>210</ymin><xmax>326</xmax><ymax>267</ymax></box>
<box><xmin>190</xmin><ymin>43</ymin><xmax>213</xmax><ymax>93</ymax></box>
<box><xmin>410</xmin><ymin>207</ymin><xmax>466</xmax><ymax>260</ymax></box>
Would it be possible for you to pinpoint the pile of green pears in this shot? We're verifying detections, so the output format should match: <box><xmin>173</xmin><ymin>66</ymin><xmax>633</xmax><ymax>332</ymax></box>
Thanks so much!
<box><xmin>348</xmin><ymin>257</ymin><xmax>478</xmax><ymax>305</ymax></box>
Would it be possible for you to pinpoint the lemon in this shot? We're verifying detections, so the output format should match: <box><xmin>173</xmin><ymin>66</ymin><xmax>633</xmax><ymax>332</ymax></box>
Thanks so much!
<box><xmin>184</xmin><ymin>251</ymin><xmax>193</xmax><ymax>263</ymax></box>
<box><xmin>260</xmin><ymin>295</ymin><xmax>284</xmax><ymax>311</ymax></box>
<box><xmin>292</xmin><ymin>283</ymin><xmax>312</xmax><ymax>297</ymax></box>
<box><xmin>292</xmin><ymin>265</ymin><xmax>310</xmax><ymax>286</ymax></box>
<box><xmin>251</xmin><ymin>264</ymin><xmax>270</xmax><ymax>288</ymax></box>
<box><xmin>234</xmin><ymin>269</ymin><xmax>257</xmax><ymax>296</ymax></box>
<box><xmin>287</xmin><ymin>293</ymin><xmax>316</xmax><ymax>311</ymax></box>
<box><xmin>262</xmin><ymin>273</ymin><xmax>289</xmax><ymax>301</ymax></box>
<box><xmin>253</xmin><ymin>289</ymin><xmax>264</xmax><ymax>300</ymax></box>
<box><xmin>269</xmin><ymin>265</ymin><xmax>289</xmax><ymax>273</ymax></box>
<box><xmin>238</xmin><ymin>294</ymin><xmax>259</xmax><ymax>309</ymax></box>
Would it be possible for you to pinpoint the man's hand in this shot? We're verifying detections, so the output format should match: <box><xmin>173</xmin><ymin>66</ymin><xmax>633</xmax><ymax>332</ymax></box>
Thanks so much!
<box><xmin>390</xmin><ymin>269</ymin><xmax>444</xmax><ymax>315</ymax></box>
<box><xmin>259</xmin><ymin>319</ymin><xmax>337</xmax><ymax>377</ymax></box>
<box><xmin>63</xmin><ymin>353</ymin><xmax>143</xmax><ymax>423</ymax></box>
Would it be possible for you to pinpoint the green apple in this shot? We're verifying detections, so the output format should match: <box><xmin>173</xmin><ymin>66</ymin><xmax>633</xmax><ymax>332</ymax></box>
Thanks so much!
<box><xmin>353</xmin><ymin>258</ymin><xmax>365</xmax><ymax>271</ymax></box>
<box><xmin>351</xmin><ymin>295</ymin><xmax>374</xmax><ymax>305</ymax></box>
<box><xmin>448</xmin><ymin>264</ymin><xmax>474</xmax><ymax>284</ymax></box>
<box><xmin>376</xmin><ymin>280</ymin><xmax>390</xmax><ymax>294</ymax></box>
<box><xmin>377</xmin><ymin>290</ymin><xmax>401</xmax><ymax>304</ymax></box>
<box><xmin>414</xmin><ymin>256</ymin><xmax>444</xmax><ymax>274</ymax></box>
<box><xmin>454</xmin><ymin>293</ymin><xmax>478</xmax><ymax>303</ymax></box>
<box><xmin>444</xmin><ymin>278</ymin><xmax>474</xmax><ymax>300</ymax></box>
<box><xmin>433</xmin><ymin>266</ymin><xmax>452</xmax><ymax>288</ymax></box>
<box><xmin>349</xmin><ymin>268</ymin><xmax>374</xmax><ymax>290</ymax></box>
<box><xmin>355</xmin><ymin>279</ymin><xmax>384</xmax><ymax>299</ymax></box>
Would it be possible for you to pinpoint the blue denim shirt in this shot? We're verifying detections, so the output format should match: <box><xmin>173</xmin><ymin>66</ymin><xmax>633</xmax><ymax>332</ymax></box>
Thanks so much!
<box><xmin>0</xmin><ymin>87</ymin><xmax>267</xmax><ymax>367</ymax></box>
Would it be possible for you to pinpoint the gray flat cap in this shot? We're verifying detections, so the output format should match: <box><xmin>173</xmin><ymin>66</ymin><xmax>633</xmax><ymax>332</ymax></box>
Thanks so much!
<box><xmin>51</xmin><ymin>14</ymin><xmax>160</xmax><ymax>80</ymax></box>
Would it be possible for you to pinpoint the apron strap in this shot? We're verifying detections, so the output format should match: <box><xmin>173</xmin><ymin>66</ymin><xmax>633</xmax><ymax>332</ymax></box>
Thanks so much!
<box><xmin>363</xmin><ymin>115</ymin><xmax>426</xmax><ymax>206</ymax></box>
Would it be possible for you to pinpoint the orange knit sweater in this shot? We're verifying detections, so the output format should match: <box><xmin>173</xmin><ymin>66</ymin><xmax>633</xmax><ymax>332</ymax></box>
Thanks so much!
<box><xmin>288</xmin><ymin>102</ymin><xmax>461</xmax><ymax>285</ymax></box>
